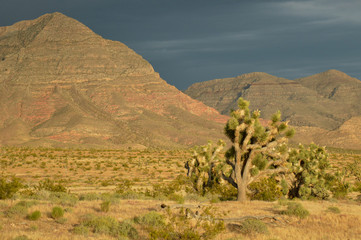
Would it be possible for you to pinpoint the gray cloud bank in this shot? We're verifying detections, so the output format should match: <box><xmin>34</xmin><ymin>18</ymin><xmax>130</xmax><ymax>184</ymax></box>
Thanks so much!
<box><xmin>1</xmin><ymin>0</ymin><xmax>360</xmax><ymax>89</ymax></box>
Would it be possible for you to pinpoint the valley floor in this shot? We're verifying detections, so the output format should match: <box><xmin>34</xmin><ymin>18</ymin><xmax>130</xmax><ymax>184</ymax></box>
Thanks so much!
<box><xmin>0</xmin><ymin>147</ymin><xmax>360</xmax><ymax>240</ymax></box>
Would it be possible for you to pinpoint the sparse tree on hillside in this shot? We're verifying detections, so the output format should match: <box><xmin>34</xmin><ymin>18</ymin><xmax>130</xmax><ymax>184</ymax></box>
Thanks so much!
<box><xmin>221</xmin><ymin>97</ymin><xmax>294</xmax><ymax>202</ymax></box>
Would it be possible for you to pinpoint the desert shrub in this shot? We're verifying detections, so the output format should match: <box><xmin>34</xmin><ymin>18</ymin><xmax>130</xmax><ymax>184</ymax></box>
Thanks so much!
<box><xmin>354</xmin><ymin>181</ymin><xmax>361</xmax><ymax>193</ymax></box>
<box><xmin>73</xmin><ymin>225</ymin><xmax>90</xmax><ymax>235</ymax></box>
<box><xmin>281</xmin><ymin>202</ymin><xmax>309</xmax><ymax>219</ymax></box>
<box><xmin>325</xmin><ymin>171</ymin><xmax>350</xmax><ymax>199</ymax></box>
<box><xmin>30</xmin><ymin>190</ymin><xmax>51</xmax><ymax>200</ymax></box>
<box><xmin>118</xmin><ymin>220</ymin><xmax>139</xmax><ymax>239</ymax></box>
<box><xmin>51</xmin><ymin>206</ymin><xmax>64</xmax><ymax>219</ymax></box>
<box><xmin>214</xmin><ymin>183</ymin><xmax>237</xmax><ymax>201</ymax></box>
<box><xmin>0</xmin><ymin>175</ymin><xmax>23</xmax><ymax>199</ymax></box>
<box><xmin>141</xmin><ymin>207</ymin><xmax>224</xmax><ymax>240</ymax></box>
<box><xmin>27</xmin><ymin>210</ymin><xmax>41</xmax><ymax>221</ymax></box>
<box><xmin>100</xmin><ymin>200</ymin><xmax>111</xmax><ymax>212</ymax></box>
<box><xmin>100</xmin><ymin>193</ymin><xmax>122</xmax><ymax>203</ymax></box>
<box><xmin>327</xmin><ymin>206</ymin><xmax>341</xmax><ymax>214</ymax></box>
<box><xmin>239</xmin><ymin>218</ymin><xmax>269</xmax><ymax>235</ymax></box>
<box><xmin>36</xmin><ymin>178</ymin><xmax>67</xmax><ymax>192</ymax></box>
<box><xmin>184</xmin><ymin>193</ymin><xmax>208</xmax><ymax>202</ymax></box>
<box><xmin>6</xmin><ymin>204</ymin><xmax>28</xmax><ymax>217</ymax></box>
<box><xmin>55</xmin><ymin>217</ymin><xmax>67</xmax><ymax>224</ymax></box>
<box><xmin>29</xmin><ymin>190</ymin><xmax>77</xmax><ymax>206</ymax></box>
<box><xmin>12</xmin><ymin>235</ymin><xmax>30</xmax><ymax>240</ymax></box>
<box><xmin>5</xmin><ymin>200</ymin><xmax>37</xmax><ymax>217</ymax></box>
<box><xmin>15</xmin><ymin>200</ymin><xmax>38</xmax><ymax>208</ymax></box>
<box><xmin>48</xmin><ymin>192</ymin><xmax>78</xmax><ymax>206</ymax></box>
<box><xmin>249</xmin><ymin>177</ymin><xmax>283</xmax><ymax>201</ymax></box>
<box><xmin>79</xmin><ymin>192</ymin><xmax>101</xmax><ymax>201</ymax></box>
<box><xmin>138</xmin><ymin>175</ymin><xmax>194</xmax><ymax>202</ymax></box>
<box><xmin>345</xmin><ymin>158</ymin><xmax>361</xmax><ymax>182</ymax></box>
<box><xmin>134</xmin><ymin>211</ymin><xmax>165</xmax><ymax>227</ymax></box>
<box><xmin>168</xmin><ymin>193</ymin><xmax>185</xmax><ymax>204</ymax></box>
<box><xmin>115</xmin><ymin>179</ymin><xmax>134</xmax><ymax>194</ymax></box>
<box><xmin>79</xmin><ymin>214</ymin><xmax>138</xmax><ymax>239</ymax></box>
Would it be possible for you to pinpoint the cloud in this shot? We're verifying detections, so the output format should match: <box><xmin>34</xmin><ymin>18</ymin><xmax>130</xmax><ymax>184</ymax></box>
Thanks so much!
<box><xmin>135</xmin><ymin>31</ymin><xmax>258</xmax><ymax>56</ymax></box>
<box><xmin>277</xmin><ymin>0</ymin><xmax>361</xmax><ymax>25</ymax></box>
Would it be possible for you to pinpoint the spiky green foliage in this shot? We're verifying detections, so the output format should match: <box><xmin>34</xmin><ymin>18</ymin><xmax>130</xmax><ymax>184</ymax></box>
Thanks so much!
<box><xmin>249</xmin><ymin>177</ymin><xmax>283</xmax><ymax>201</ymax></box>
<box><xmin>185</xmin><ymin>140</ymin><xmax>225</xmax><ymax>195</ymax></box>
<box><xmin>287</xmin><ymin>143</ymin><xmax>331</xmax><ymax>199</ymax></box>
<box><xmin>0</xmin><ymin>175</ymin><xmax>23</xmax><ymax>199</ymax></box>
<box><xmin>222</xmin><ymin>97</ymin><xmax>293</xmax><ymax>202</ymax></box>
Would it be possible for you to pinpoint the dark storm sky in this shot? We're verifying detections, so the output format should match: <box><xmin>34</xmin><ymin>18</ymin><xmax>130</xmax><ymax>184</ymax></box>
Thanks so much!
<box><xmin>1</xmin><ymin>0</ymin><xmax>361</xmax><ymax>90</ymax></box>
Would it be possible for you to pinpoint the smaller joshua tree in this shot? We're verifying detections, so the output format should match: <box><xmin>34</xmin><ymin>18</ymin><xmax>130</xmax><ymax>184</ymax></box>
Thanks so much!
<box><xmin>185</xmin><ymin>140</ymin><xmax>225</xmax><ymax>195</ymax></box>
<box><xmin>222</xmin><ymin>98</ymin><xmax>294</xmax><ymax>202</ymax></box>
<box><xmin>287</xmin><ymin>143</ymin><xmax>331</xmax><ymax>199</ymax></box>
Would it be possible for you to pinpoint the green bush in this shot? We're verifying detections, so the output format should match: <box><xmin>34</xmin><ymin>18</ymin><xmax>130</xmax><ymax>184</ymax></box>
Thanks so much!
<box><xmin>79</xmin><ymin>192</ymin><xmax>101</xmax><ymax>201</ymax></box>
<box><xmin>327</xmin><ymin>206</ymin><xmax>341</xmax><ymax>214</ymax></box>
<box><xmin>48</xmin><ymin>192</ymin><xmax>78</xmax><ymax>206</ymax></box>
<box><xmin>100</xmin><ymin>200</ymin><xmax>111</xmax><ymax>212</ymax></box>
<box><xmin>73</xmin><ymin>225</ymin><xmax>90</xmax><ymax>235</ymax></box>
<box><xmin>281</xmin><ymin>202</ymin><xmax>309</xmax><ymax>219</ymax></box>
<box><xmin>55</xmin><ymin>217</ymin><xmax>67</xmax><ymax>224</ymax></box>
<box><xmin>322</xmin><ymin>169</ymin><xmax>351</xmax><ymax>200</ymax></box>
<box><xmin>0</xmin><ymin>175</ymin><xmax>23</xmax><ymax>199</ymax></box>
<box><xmin>15</xmin><ymin>200</ymin><xmax>38</xmax><ymax>208</ymax></box>
<box><xmin>36</xmin><ymin>179</ymin><xmax>67</xmax><ymax>192</ymax></box>
<box><xmin>354</xmin><ymin>181</ymin><xmax>361</xmax><ymax>193</ymax></box>
<box><xmin>168</xmin><ymin>193</ymin><xmax>185</xmax><ymax>204</ymax></box>
<box><xmin>5</xmin><ymin>201</ymin><xmax>35</xmax><ymax>217</ymax></box>
<box><xmin>51</xmin><ymin>206</ymin><xmax>64</xmax><ymax>219</ymax></box>
<box><xmin>12</xmin><ymin>235</ymin><xmax>30</xmax><ymax>240</ymax></box>
<box><xmin>249</xmin><ymin>177</ymin><xmax>283</xmax><ymax>201</ymax></box>
<box><xmin>134</xmin><ymin>211</ymin><xmax>165</xmax><ymax>227</ymax></box>
<box><xmin>6</xmin><ymin>204</ymin><xmax>28</xmax><ymax>217</ymax></box>
<box><xmin>141</xmin><ymin>208</ymin><xmax>224</xmax><ymax>240</ymax></box>
<box><xmin>115</xmin><ymin>179</ymin><xmax>134</xmax><ymax>194</ymax></box>
<box><xmin>79</xmin><ymin>214</ymin><xmax>138</xmax><ymax>239</ymax></box>
<box><xmin>118</xmin><ymin>220</ymin><xmax>139</xmax><ymax>239</ymax></box>
<box><xmin>27</xmin><ymin>210</ymin><xmax>41</xmax><ymax>221</ymax></box>
<box><xmin>239</xmin><ymin>218</ymin><xmax>269</xmax><ymax>235</ymax></box>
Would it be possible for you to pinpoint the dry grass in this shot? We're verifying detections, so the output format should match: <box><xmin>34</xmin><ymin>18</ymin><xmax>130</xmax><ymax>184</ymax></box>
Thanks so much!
<box><xmin>0</xmin><ymin>146</ymin><xmax>360</xmax><ymax>239</ymax></box>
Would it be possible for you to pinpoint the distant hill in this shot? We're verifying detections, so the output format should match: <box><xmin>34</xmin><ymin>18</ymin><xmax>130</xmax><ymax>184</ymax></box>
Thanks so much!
<box><xmin>184</xmin><ymin>71</ymin><xmax>361</xmax><ymax>149</ymax></box>
<box><xmin>0</xmin><ymin>12</ymin><xmax>227</xmax><ymax>148</ymax></box>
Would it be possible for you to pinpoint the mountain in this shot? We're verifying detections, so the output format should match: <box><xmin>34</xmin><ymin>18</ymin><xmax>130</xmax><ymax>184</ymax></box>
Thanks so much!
<box><xmin>295</xmin><ymin>69</ymin><xmax>361</xmax><ymax>114</ymax></box>
<box><xmin>0</xmin><ymin>12</ymin><xmax>227</xmax><ymax>148</ymax></box>
<box><xmin>184</xmin><ymin>71</ymin><xmax>361</xmax><ymax>149</ymax></box>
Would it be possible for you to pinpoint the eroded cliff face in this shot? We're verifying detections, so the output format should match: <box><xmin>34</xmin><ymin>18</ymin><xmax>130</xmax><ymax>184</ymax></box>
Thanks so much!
<box><xmin>0</xmin><ymin>12</ymin><xmax>227</xmax><ymax>148</ymax></box>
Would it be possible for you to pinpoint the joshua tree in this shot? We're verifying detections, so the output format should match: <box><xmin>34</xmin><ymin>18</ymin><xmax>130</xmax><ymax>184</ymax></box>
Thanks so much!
<box><xmin>221</xmin><ymin>98</ymin><xmax>294</xmax><ymax>202</ymax></box>
<box><xmin>185</xmin><ymin>140</ymin><xmax>225</xmax><ymax>194</ymax></box>
<box><xmin>287</xmin><ymin>143</ymin><xmax>331</xmax><ymax>199</ymax></box>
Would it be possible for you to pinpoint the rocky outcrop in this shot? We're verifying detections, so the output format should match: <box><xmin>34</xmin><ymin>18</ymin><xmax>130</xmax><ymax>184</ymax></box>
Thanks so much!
<box><xmin>0</xmin><ymin>13</ymin><xmax>227</xmax><ymax>148</ymax></box>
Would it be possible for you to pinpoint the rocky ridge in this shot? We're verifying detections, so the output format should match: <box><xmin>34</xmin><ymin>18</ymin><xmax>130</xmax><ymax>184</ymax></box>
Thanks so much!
<box><xmin>0</xmin><ymin>13</ymin><xmax>227</xmax><ymax>148</ymax></box>
<box><xmin>184</xmin><ymin>71</ymin><xmax>361</xmax><ymax>149</ymax></box>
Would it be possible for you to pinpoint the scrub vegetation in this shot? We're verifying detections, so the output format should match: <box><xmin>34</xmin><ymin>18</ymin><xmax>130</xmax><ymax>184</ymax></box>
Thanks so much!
<box><xmin>1</xmin><ymin>98</ymin><xmax>361</xmax><ymax>239</ymax></box>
